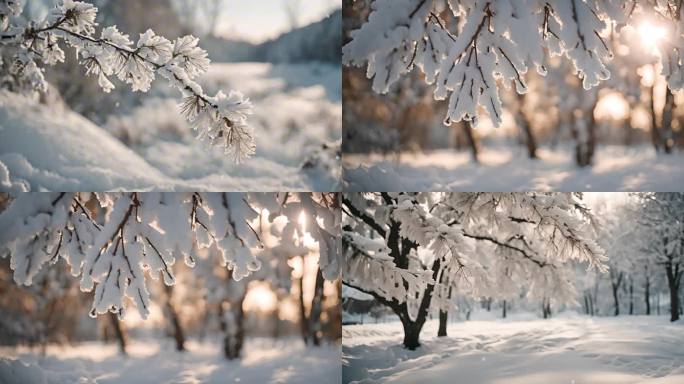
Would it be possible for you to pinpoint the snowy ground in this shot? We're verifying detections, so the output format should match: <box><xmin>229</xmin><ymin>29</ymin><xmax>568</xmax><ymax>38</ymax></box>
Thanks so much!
<box><xmin>0</xmin><ymin>338</ymin><xmax>341</xmax><ymax>384</ymax></box>
<box><xmin>343</xmin><ymin>315</ymin><xmax>684</xmax><ymax>384</ymax></box>
<box><xmin>343</xmin><ymin>146</ymin><xmax>684</xmax><ymax>191</ymax></box>
<box><xmin>0</xmin><ymin>62</ymin><xmax>341</xmax><ymax>192</ymax></box>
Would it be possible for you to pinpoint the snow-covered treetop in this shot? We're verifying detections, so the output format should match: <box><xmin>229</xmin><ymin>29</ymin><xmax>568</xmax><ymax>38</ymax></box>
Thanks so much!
<box><xmin>0</xmin><ymin>0</ymin><xmax>254</xmax><ymax>162</ymax></box>
<box><xmin>343</xmin><ymin>192</ymin><xmax>606</xmax><ymax>321</ymax></box>
<box><xmin>634</xmin><ymin>192</ymin><xmax>684</xmax><ymax>263</ymax></box>
<box><xmin>343</xmin><ymin>0</ymin><xmax>684</xmax><ymax>128</ymax></box>
<box><xmin>0</xmin><ymin>192</ymin><xmax>340</xmax><ymax>320</ymax></box>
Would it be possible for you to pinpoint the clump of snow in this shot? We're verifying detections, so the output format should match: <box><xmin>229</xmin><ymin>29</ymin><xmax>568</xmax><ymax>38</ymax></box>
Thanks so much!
<box><xmin>343</xmin><ymin>146</ymin><xmax>684</xmax><ymax>191</ymax></box>
<box><xmin>343</xmin><ymin>315</ymin><xmax>684</xmax><ymax>384</ymax></box>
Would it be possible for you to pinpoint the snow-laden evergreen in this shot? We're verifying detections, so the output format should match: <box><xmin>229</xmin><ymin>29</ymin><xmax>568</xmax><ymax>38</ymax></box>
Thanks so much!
<box><xmin>343</xmin><ymin>0</ymin><xmax>684</xmax><ymax>129</ymax></box>
<box><xmin>0</xmin><ymin>0</ymin><xmax>254</xmax><ymax>161</ymax></box>
<box><xmin>0</xmin><ymin>192</ymin><xmax>340</xmax><ymax>321</ymax></box>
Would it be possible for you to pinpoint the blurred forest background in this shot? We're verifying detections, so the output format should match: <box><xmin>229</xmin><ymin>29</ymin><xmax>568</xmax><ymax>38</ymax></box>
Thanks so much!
<box><xmin>343</xmin><ymin>1</ymin><xmax>684</xmax><ymax>179</ymax></box>
<box><xmin>0</xmin><ymin>193</ymin><xmax>341</xmax><ymax>359</ymax></box>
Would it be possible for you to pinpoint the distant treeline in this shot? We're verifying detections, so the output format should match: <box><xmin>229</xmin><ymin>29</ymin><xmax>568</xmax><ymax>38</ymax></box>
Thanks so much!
<box><xmin>205</xmin><ymin>9</ymin><xmax>342</xmax><ymax>64</ymax></box>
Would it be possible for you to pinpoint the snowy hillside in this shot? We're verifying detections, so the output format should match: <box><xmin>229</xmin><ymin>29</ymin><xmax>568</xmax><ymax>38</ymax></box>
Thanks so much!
<box><xmin>343</xmin><ymin>316</ymin><xmax>684</xmax><ymax>384</ymax></box>
<box><xmin>343</xmin><ymin>147</ymin><xmax>684</xmax><ymax>191</ymax></box>
<box><xmin>0</xmin><ymin>62</ymin><xmax>341</xmax><ymax>192</ymax></box>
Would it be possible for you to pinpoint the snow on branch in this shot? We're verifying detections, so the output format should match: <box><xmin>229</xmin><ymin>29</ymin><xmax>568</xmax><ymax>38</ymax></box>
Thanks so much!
<box><xmin>342</xmin><ymin>192</ymin><xmax>607</xmax><ymax>319</ymax></box>
<box><xmin>276</xmin><ymin>192</ymin><xmax>342</xmax><ymax>280</ymax></box>
<box><xmin>343</xmin><ymin>230</ymin><xmax>434</xmax><ymax>314</ymax></box>
<box><xmin>0</xmin><ymin>0</ymin><xmax>254</xmax><ymax>161</ymax></box>
<box><xmin>0</xmin><ymin>192</ymin><xmax>340</xmax><ymax>320</ymax></box>
<box><xmin>343</xmin><ymin>0</ymin><xmax>684</xmax><ymax>128</ymax></box>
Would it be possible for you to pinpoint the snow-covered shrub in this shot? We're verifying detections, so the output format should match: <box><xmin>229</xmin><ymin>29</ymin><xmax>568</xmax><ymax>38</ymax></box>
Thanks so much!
<box><xmin>0</xmin><ymin>0</ymin><xmax>254</xmax><ymax>161</ymax></box>
<box><xmin>0</xmin><ymin>192</ymin><xmax>341</xmax><ymax>320</ymax></box>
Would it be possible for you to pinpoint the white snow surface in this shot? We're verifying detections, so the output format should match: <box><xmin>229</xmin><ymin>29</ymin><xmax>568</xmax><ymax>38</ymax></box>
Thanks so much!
<box><xmin>343</xmin><ymin>147</ymin><xmax>684</xmax><ymax>191</ymax></box>
<box><xmin>343</xmin><ymin>315</ymin><xmax>684</xmax><ymax>384</ymax></box>
<box><xmin>0</xmin><ymin>62</ymin><xmax>341</xmax><ymax>191</ymax></box>
<box><xmin>0</xmin><ymin>338</ymin><xmax>341</xmax><ymax>384</ymax></box>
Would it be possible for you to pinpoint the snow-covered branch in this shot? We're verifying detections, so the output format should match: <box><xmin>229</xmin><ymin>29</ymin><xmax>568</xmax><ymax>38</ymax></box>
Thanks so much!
<box><xmin>0</xmin><ymin>0</ymin><xmax>254</xmax><ymax>161</ymax></box>
<box><xmin>344</xmin><ymin>0</ymin><xmax>684</xmax><ymax>128</ymax></box>
<box><xmin>342</xmin><ymin>192</ymin><xmax>607</xmax><ymax>321</ymax></box>
<box><xmin>0</xmin><ymin>192</ymin><xmax>340</xmax><ymax>320</ymax></box>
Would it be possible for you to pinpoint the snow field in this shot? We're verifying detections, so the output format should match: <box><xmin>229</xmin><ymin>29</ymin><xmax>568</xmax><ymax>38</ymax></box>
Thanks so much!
<box><xmin>343</xmin><ymin>315</ymin><xmax>684</xmax><ymax>384</ymax></box>
<box><xmin>343</xmin><ymin>146</ymin><xmax>684</xmax><ymax>191</ymax></box>
<box><xmin>0</xmin><ymin>62</ymin><xmax>341</xmax><ymax>192</ymax></box>
<box><xmin>1</xmin><ymin>338</ymin><xmax>341</xmax><ymax>384</ymax></box>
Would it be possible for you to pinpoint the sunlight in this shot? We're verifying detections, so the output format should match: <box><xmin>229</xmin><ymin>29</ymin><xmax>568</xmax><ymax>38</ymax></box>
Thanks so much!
<box><xmin>297</xmin><ymin>210</ymin><xmax>318</xmax><ymax>248</ymax></box>
<box><xmin>298</xmin><ymin>211</ymin><xmax>307</xmax><ymax>230</ymax></box>
<box><xmin>637</xmin><ymin>20</ymin><xmax>667</xmax><ymax>50</ymax></box>
<box><xmin>595</xmin><ymin>92</ymin><xmax>630</xmax><ymax>121</ymax></box>
<box><xmin>243</xmin><ymin>281</ymin><xmax>278</xmax><ymax>313</ymax></box>
<box><xmin>288</xmin><ymin>256</ymin><xmax>304</xmax><ymax>279</ymax></box>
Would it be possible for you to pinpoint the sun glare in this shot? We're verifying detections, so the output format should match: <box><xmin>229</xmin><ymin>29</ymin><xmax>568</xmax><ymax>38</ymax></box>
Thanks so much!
<box><xmin>595</xmin><ymin>92</ymin><xmax>630</xmax><ymax>121</ymax></box>
<box><xmin>638</xmin><ymin>21</ymin><xmax>667</xmax><ymax>49</ymax></box>
<box><xmin>243</xmin><ymin>282</ymin><xmax>277</xmax><ymax>313</ymax></box>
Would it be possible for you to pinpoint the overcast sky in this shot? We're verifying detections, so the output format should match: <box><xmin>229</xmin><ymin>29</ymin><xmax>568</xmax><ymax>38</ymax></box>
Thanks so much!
<box><xmin>217</xmin><ymin>0</ymin><xmax>341</xmax><ymax>43</ymax></box>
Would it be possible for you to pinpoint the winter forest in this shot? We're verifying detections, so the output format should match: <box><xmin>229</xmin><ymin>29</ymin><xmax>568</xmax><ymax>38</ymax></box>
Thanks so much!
<box><xmin>342</xmin><ymin>192</ymin><xmax>684</xmax><ymax>383</ymax></box>
<box><xmin>0</xmin><ymin>192</ymin><xmax>342</xmax><ymax>383</ymax></box>
<box><xmin>0</xmin><ymin>0</ymin><xmax>342</xmax><ymax>191</ymax></box>
<box><xmin>343</xmin><ymin>0</ymin><xmax>684</xmax><ymax>191</ymax></box>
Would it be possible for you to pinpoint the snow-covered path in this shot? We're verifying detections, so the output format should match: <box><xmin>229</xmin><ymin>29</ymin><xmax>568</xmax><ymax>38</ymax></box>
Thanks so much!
<box><xmin>343</xmin><ymin>315</ymin><xmax>684</xmax><ymax>384</ymax></box>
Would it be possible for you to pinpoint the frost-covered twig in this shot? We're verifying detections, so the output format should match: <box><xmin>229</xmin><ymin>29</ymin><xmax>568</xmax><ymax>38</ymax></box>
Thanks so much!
<box><xmin>0</xmin><ymin>0</ymin><xmax>254</xmax><ymax>161</ymax></box>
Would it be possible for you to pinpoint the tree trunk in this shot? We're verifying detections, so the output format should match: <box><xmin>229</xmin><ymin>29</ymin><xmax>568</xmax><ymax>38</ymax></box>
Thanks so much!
<box><xmin>645</xmin><ymin>273</ymin><xmax>651</xmax><ymax>315</ymax></box>
<box><xmin>438</xmin><ymin>311</ymin><xmax>448</xmax><ymax>337</ymax></box>
<box><xmin>665</xmin><ymin>263</ymin><xmax>681</xmax><ymax>322</ymax></box>
<box><xmin>592</xmin><ymin>278</ymin><xmax>600</xmax><ymax>316</ymax></box>
<box><xmin>463</xmin><ymin>122</ymin><xmax>479</xmax><ymax>163</ymax></box>
<box><xmin>164</xmin><ymin>285</ymin><xmax>186</xmax><ymax>352</ymax></box>
<box><xmin>298</xmin><ymin>258</ymin><xmax>309</xmax><ymax>345</ymax></box>
<box><xmin>584</xmin><ymin>293</ymin><xmax>590</xmax><ymax>315</ymax></box>
<box><xmin>502</xmin><ymin>300</ymin><xmax>507</xmax><ymax>319</ymax></box>
<box><xmin>542</xmin><ymin>298</ymin><xmax>551</xmax><ymax>319</ymax></box>
<box><xmin>650</xmin><ymin>83</ymin><xmax>663</xmax><ymax>152</ymax></box>
<box><xmin>309</xmin><ymin>267</ymin><xmax>326</xmax><ymax>346</ymax></box>
<box><xmin>574</xmin><ymin>107</ymin><xmax>597</xmax><ymax>167</ymax></box>
<box><xmin>612</xmin><ymin>283</ymin><xmax>620</xmax><ymax>316</ymax></box>
<box><xmin>395</xmin><ymin>259</ymin><xmax>441</xmax><ymax>350</ymax></box>
<box><xmin>657</xmin><ymin>292</ymin><xmax>661</xmax><ymax>316</ymax></box>
<box><xmin>221</xmin><ymin>295</ymin><xmax>246</xmax><ymax>360</ymax></box>
<box><xmin>629</xmin><ymin>277</ymin><xmax>634</xmax><ymax>315</ymax></box>
<box><xmin>611</xmin><ymin>271</ymin><xmax>623</xmax><ymax>316</ymax></box>
<box><xmin>662</xmin><ymin>88</ymin><xmax>675</xmax><ymax>154</ymax></box>
<box><xmin>108</xmin><ymin>312</ymin><xmax>127</xmax><ymax>355</ymax></box>
<box><xmin>516</xmin><ymin>93</ymin><xmax>537</xmax><ymax>159</ymax></box>
<box><xmin>401</xmin><ymin>317</ymin><xmax>425</xmax><ymax>350</ymax></box>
